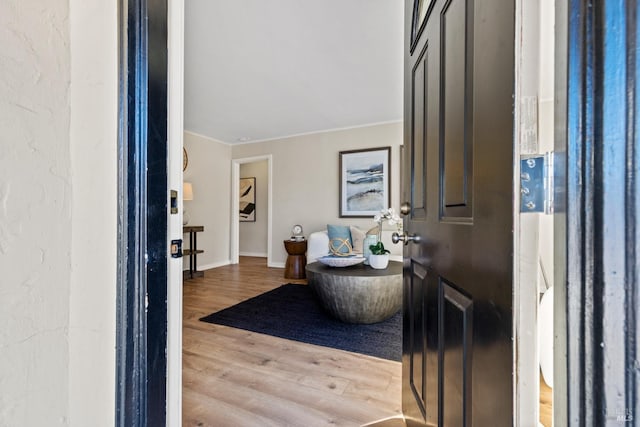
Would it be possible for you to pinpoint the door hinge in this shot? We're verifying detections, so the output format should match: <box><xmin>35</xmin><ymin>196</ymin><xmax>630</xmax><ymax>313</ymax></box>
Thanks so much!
<box><xmin>520</xmin><ymin>152</ymin><xmax>554</xmax><ymax>214</ymax></box>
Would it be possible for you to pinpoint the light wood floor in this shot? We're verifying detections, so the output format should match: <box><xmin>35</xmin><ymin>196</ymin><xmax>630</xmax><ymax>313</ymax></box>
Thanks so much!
<box><xmin>182</xmin><ymin>256</ymin><xmax>552</xmax><ymax>426</ymax></box>
<box><xmin>540</xmin><ymin>374</ymin><xmax>553</xmax><ymax>426</ymax></box>
<box><xmin>182</xmin><ymin>257</ymin><xmax>402</xmax><ymax>427</ymax></box>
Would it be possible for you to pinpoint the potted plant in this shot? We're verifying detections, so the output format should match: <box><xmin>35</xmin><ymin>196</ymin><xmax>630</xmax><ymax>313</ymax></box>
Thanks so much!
<box><xmin>368</xmin><ymin>241</ymin><xmax>390</xmax><ymax>269</ymax></box>
<box><xmin>364</xmin><ymin>208</ymin><xmax>402</xmax><ymax>266</ymax></box>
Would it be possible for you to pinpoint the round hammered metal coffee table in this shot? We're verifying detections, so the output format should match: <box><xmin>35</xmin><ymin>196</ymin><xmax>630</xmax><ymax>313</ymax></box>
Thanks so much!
<box><xmin>305</xmin><ymin>261</ymin><xmax>402</xmax><ymax>324</ymax></box>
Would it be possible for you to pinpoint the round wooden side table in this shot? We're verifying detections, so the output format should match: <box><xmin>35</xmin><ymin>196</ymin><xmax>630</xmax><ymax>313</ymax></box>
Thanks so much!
<box><xmin>283</xmin><ymin>239</ymin><xmax>307</xmax><ymax>279</ymax></box>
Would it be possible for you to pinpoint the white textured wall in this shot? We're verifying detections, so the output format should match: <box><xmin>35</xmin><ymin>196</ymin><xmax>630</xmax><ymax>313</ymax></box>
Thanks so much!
<box><xmin>239</xmin><ymin>161</ymin><xmax>269</xmax><ymax>256</ymax></box>
<box><xmin>68</xmin><ymin>0</ymin><xmax>118</xmax><ymax>425</ymax></box>
<box><xmin>0</xmin><ymin>1</ymin><xmax>71</xmax><ymax>425</ymax></box>
<box><xmin>232</xmin><ymin>122</ymin><xmax>403</xmax><ymax>266</ymax></box>
<box><xmin>184</xmin><ymin>131</ymin><xmax>232</xmax><ymax>269</ymax></box>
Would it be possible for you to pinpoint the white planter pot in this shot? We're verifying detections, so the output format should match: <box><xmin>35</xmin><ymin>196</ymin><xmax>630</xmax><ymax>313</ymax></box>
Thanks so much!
<box><xmin>369</xmin><ymin>254</ymin><xmax>389</xmax><ymax>269</ymax></box>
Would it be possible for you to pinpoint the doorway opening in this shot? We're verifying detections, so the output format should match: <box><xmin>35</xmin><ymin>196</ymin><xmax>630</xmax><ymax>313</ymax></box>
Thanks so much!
<box><xmin>238</xmin><ymin>160</ymin><xmax>268</xmax><ymax>260</ymax></box>
<box><xmin>231</xmin><ymin>155</ymin><xmax>274</xmax><ymax>266</ymax></box>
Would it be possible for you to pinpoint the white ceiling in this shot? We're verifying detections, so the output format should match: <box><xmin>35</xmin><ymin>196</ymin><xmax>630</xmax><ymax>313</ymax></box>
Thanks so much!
<box><xmin>184</xmin><ymin>0</ymin><xmax>404</xmax><ymax>144</ymax></box>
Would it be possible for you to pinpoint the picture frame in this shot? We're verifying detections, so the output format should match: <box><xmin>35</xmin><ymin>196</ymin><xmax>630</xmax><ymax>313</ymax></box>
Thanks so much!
<box><xmin>339</xmin><ymin>147</ymin><xmax>391</xmax><ymax>217</ymax></box>
<box><xmin>239</xmin><ymin>177</ymin><xmax>256</xmax><ymax>222</ymax></box>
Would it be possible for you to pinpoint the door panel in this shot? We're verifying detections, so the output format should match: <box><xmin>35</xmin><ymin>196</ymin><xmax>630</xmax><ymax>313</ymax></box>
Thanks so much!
<box><xmin>402</xmin><ymin>0</ymin><xmax>514</xmax><ymax>425</ymax></box>
<box><xmin>408</xmin><ymin>262</ymin><xmax>427</xmax><ymax>417</ymax></box>
<box><xmin>440</xmin><ymin>281</ymin><xmax>473</xmax><ymax>427</ymax></box>
<box><xmin>411</xmin><ymin>45</ymin><xmax>428</xmax><ymax>220</ymax></box>
<box><xmin>407</xmin><ymin>261</ymin><xmax>442</xmax><ymax>424</ymax></box>
<box><xmin>440</xmin><ymin>0</ymin><xmax>472</xmax><ymax>217</ymax></box>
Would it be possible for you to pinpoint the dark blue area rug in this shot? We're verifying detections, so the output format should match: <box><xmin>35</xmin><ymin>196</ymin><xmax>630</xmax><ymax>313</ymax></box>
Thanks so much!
<box><xmin>199</xmin><ymin>284</ymin><xmax>401</xmax><ymax>361</ymax></box>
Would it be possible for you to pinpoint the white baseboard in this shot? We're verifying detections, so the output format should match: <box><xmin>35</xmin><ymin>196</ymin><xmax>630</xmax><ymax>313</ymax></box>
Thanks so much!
<box><xmin>181</xmin><ymin>259</ymin><xmax>282</xmax><ymax>270</ymax></box>
<box><xmin>268</xmin><ymin>261</ymin><xmax>285</xmax><ymax>269</ymax></box>
<box><xmin>239</xmin><ymin>252</ymin><xmax>268</xmax><ymax>258</ymax></box>
<box><xmin>184</xmin><ymin>260</ymin><xmax>231</xmax><ymax>272</ymax></box>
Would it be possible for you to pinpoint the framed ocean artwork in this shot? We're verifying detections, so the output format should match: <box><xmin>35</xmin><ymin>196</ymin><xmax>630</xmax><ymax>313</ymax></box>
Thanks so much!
<box><xmin>339</xmin><ymin>147</ymin><xmax>391</xmax><ymax>217</ymax></box>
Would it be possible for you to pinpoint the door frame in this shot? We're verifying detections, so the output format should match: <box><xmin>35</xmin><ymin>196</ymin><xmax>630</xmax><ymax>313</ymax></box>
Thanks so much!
<box><xmin>513</xmin><ymin>0</ymin><xmax>548</xmax><ymax>424</ymax></box>
<box><xmin>230</xmin><ymin>155</ymin><xmax>274</xmax><ymax>266</ymax></box>
<box><xmin>166</xmin><ymin>0</ymin><xmax>185</xmax><ymax>425</ymax></box>
<box><xmin>512</xmin><ymin>1</ymin><xmax>640</xmax><ymax>424</ymax></box>
<box><xmin>127</xmin><ymin>1</ymin><xmax>639</xmax><ymax>426</ymax></box>
<box><xmin>116</xmin><ymin>0</ymin><xmax>184</xmax><ymax>425</ymax></box>
<box><xmin>555</xmin><ymin>1</ymin><xmax>640</xmax><ymax>424</ymax></box>
<box><xmin>116</xmin><ymin>0</ymin><xmax>172</xmax><ymax>424</ymax></box>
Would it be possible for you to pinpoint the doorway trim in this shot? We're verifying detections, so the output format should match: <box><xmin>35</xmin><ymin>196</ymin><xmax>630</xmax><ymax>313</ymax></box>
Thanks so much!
<box><xmin>166</xmin><ymin>0</ymin><xmax>185</xmax><ymax>425</ymax></box>
<box><xmin>557</xmin><ymin>0</ymin><xmax>640</xmax><ymax>424</ymax></box>
<box><xmin>512</xmin><ymin>0</ymin><xmax>551</xmax><ymax>424</ymax></box>
<box><xmin>116</xmin><ymin>0</ymin><xmax>170</xmax><ymax>424</ymax></box>
<box><xmin>231</xmin><ymin>155</ymin><xmax>274</xmax><ymax>266</ymax></box>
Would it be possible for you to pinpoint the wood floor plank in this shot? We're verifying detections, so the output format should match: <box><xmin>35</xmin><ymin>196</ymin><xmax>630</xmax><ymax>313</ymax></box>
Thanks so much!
<box><xmin>183</xmin><ymin>257</ymin><xmax>401</xmax><ymax>426</ymax></box>
<box><xmin>539</xmin><ymin>373</ymin><xmax>553</xmax><ymax>426</ymax></box>
<box><xmin>183</xmin><ymin>389</ymin><xmax>281</xmax><ymax>427</ymax></box>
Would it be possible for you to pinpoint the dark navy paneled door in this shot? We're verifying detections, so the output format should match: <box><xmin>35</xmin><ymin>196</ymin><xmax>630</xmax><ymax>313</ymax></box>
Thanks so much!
<box><xmin>401</xmin><ymin>0</ymin><xmax>514</xmax><ymax>425</ymax></box>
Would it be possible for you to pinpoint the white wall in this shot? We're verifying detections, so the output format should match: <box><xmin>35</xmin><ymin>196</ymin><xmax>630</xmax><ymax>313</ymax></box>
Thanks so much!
<box><xmin>0</xmin><ymin>1</ymin><xmax>72</xmax><ymax>425</ymax></box>
<box><xmin>0</xmin><ymin>1</ymin><xmax>118</xmax><ymax>425</ymax></box>
<box><xmin>68</xmin><ymin>0</ymin><xmax>118</xmax><ymax>425</ymax></box>
<box><xmin>232</xmin><ymin>122</ymin><xmax>403</xmax><ymax>266</ymax></box>
<box><xmin>239</xmin><ymin>161</ymin><xmax>269</xmax><ymax>256</ymax></box>
<box><xmin>184</xmin><ymin>131</ymin><xmax>232</xmax><ymax>269</ymax></box>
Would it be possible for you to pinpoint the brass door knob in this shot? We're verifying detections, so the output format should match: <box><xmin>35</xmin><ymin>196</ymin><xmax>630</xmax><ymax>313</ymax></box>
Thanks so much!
<box><xmin>400</xmin><ymin>201</ymin><xmax>411</xmax><ymax>216</ymax></box>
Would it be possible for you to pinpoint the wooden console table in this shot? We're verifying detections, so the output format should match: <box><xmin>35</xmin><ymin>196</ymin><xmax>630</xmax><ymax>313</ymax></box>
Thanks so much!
<box><xmin>183</xmin><ymin>225</ymin><xmax>204</xmax><ymax>280</ymax></box>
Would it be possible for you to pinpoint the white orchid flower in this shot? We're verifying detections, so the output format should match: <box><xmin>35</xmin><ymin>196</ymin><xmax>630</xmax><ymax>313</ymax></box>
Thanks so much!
<box><xmin>373</xmin><ymin>208</ymin><xmax>402</xmax><ymax>227</ymax></box>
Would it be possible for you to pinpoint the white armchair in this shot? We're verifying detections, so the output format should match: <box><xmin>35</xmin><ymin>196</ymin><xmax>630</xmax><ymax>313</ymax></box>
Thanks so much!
<box><xmin>307</xmin><ymin>231</ymin><xmax>331</xmax><ymax>263</ymax></box>
<box><xmin>306</xmin><ymin>228</ymin><xmax>403</xmax><ymax>264</ymax></box>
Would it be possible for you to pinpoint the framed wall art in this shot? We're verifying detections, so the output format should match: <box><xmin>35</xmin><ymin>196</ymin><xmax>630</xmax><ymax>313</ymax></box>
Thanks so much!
<box><xmin>239</xmin><ymin>177</ymin><xmax>256</xmax><ymax>222</ymax></box>
<box><xmin>339</xmin><ymin>147</ymin><xmax>391</xmax><ymax>217</ymax></box>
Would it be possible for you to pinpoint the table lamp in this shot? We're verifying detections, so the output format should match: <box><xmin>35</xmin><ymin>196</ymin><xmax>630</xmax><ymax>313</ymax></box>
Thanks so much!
<box><xmin>183</xmin><ymin>182</ymin><xmax>193</xmax><ymax>224</ymax></box>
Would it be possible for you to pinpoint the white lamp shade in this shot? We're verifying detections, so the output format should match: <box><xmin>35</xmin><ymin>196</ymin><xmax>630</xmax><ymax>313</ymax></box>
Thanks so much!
<box><xmin>183</xmin><ymin>182</ymin><xmax>194</xmax><ymax>201</ymax></box>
